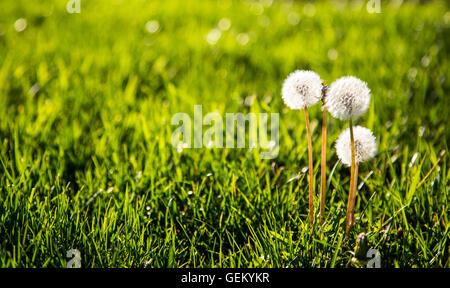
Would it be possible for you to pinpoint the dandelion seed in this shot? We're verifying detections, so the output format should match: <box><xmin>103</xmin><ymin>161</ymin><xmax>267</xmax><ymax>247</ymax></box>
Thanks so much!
<box><xmin>325</xmin><ymin>76</ymin><xmax>371</xmax><ymax>120</ymax></box>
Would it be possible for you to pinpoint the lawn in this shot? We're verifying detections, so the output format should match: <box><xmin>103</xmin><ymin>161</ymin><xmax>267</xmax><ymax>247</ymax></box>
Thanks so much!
<box><xmin>0</xmin><ymin>0</ymin><xmax>448</xmax><ymax>268</ymax></box>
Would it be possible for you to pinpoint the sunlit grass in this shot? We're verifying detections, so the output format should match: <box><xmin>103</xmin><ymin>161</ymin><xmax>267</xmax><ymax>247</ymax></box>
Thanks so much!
<box><xmin>0</xmin><ymin>0</ymin><xmax>448</xmax><ymax>267</ymax></box>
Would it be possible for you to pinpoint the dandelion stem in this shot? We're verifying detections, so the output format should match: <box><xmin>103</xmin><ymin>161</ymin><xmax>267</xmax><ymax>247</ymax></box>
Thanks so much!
<box><xmin>320</xmin><ymin>106</ymin><xmax>327</xmax><ymax>225</ymax></box>
<box><xmin>304</xmin><ymin>107</ymin><xmax>314</xmax><ymax>226</ymax></box>
<box><xmin>348</xmin><ymin>162</ymin><xmax>359</xmax><ymax>231</ymax></box>
<box><xmin>346</xmin><ymin>120</ymin><xmax>356</xmax><ymax>235</ymax></box>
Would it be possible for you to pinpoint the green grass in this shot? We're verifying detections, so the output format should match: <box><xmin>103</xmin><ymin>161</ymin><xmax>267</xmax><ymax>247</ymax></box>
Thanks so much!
<box><xmin>0</xmin><ymin>0</ymin><xmax>449</xmax><ymax>268</ymax></box>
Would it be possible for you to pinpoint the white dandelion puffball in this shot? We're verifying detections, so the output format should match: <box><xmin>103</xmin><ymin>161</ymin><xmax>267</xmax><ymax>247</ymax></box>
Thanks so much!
<box><xmin>336</xmin><ymin>126</ymin><xmax>377</xmax><ymax>166</ymax></box>
<box><xmin>282</xmin><ymin>70</ymin><xmax>322</xmax><ymax>109</ymax></box>
<box><xmin>325</xmin><ymin>76</ymin><xmax>371</xmax><ymax>120</ymax></box>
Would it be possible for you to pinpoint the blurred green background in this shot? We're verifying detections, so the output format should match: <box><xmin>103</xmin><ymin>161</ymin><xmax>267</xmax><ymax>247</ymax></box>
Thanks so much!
<box><xmin>0</xmin><ymin>0</ymin><xmax>448</xmax><ymax>267</ymax></box>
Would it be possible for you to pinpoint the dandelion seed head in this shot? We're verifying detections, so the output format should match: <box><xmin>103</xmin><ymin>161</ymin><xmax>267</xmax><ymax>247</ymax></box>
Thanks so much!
<box><xmin>325</xmin><ymin>76</ymin><xmax>371</xmax><ymax>120</ymax></box>
<box><xmin>282</xmin><ymin>70</ymin><xmax>322</xmax><ymax>109</ymax></box>
<box><xmin>336</xmin><ymin>126</ymin><xmax>377</xmax><ymax>166</ymax></box>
